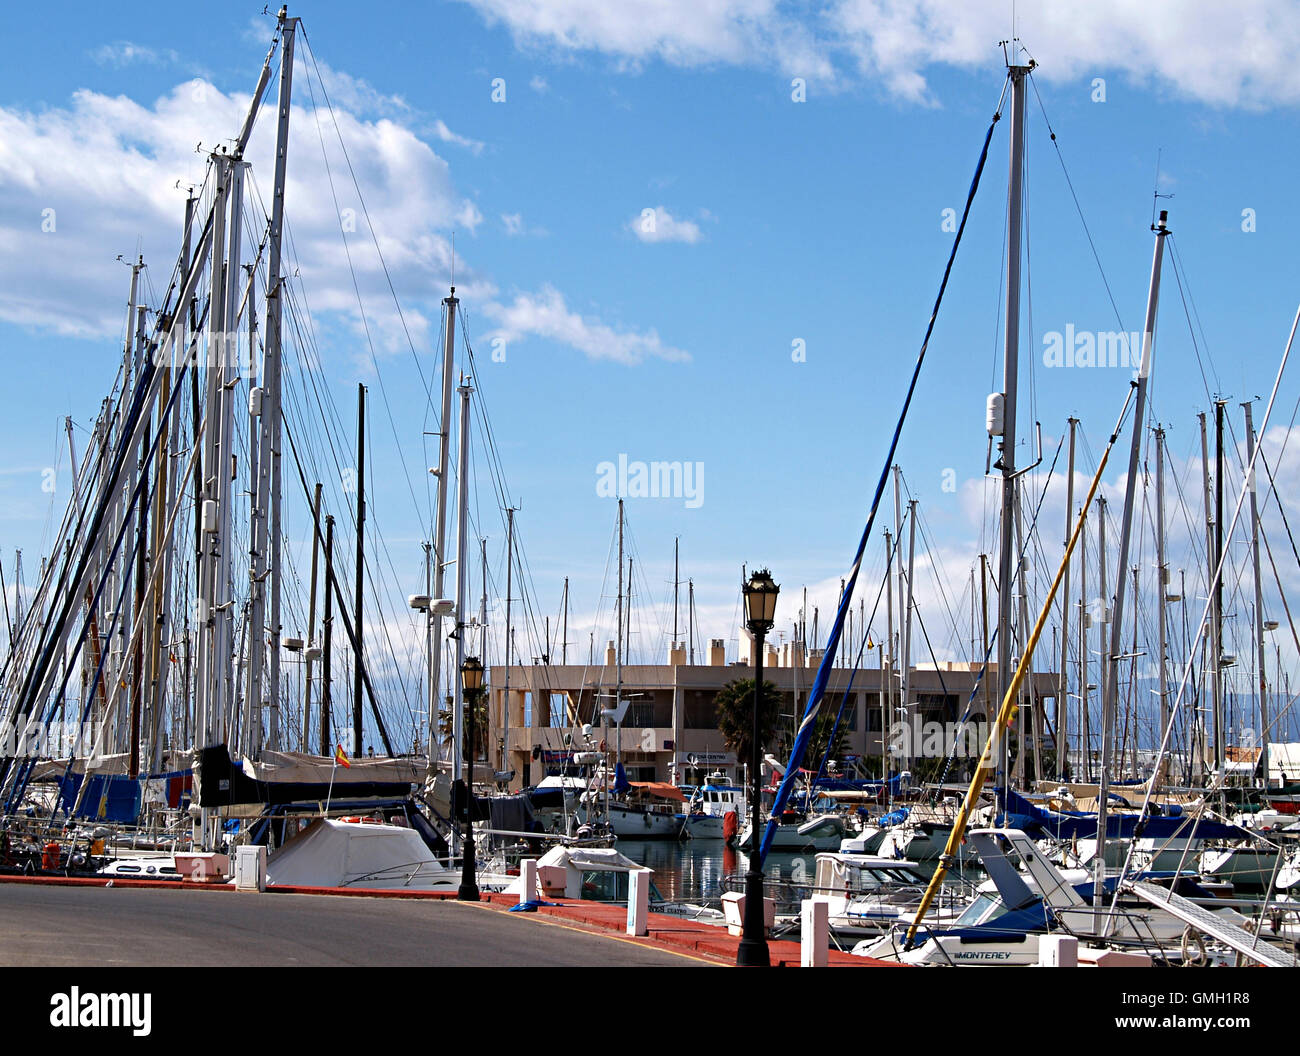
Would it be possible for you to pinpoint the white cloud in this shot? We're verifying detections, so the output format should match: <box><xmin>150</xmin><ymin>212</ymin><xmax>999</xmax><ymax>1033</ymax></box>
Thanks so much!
<box><xmin>459</xmin><ymin>0</ymin><xmax>1300</xmax><ymax>108</ymax></box>
<box><xmin>430</xmin><ymin>118</ymin><xmax>486</xmax><ymax>155</ymax></box>
<box><xmin>0</xmin><ymin>73</ymin><xmax>488</xmax><ymax>345</ymax></box>
<box><xmin>484</xmin><ymin>285</ymin><xmax>690</xmax><ymax>365</ymax></box>
<box><xmin>90</xmin><ymin>42</ymin><xmax>180</xmax><ymax>67</ymax></box>
<box><xmin>529</xmin><ymin>75</ymin><xmax>550</xmax><ymax>94</ymax></box>
<box><xmin>628</xmin><ymin>205</ymin><xmax>702</xmax><ymax>244</ymax></box>
<box><xmin>460</xmin><ymin>0</ymin><xmax>833</xmax><ymax>80</ymax></box>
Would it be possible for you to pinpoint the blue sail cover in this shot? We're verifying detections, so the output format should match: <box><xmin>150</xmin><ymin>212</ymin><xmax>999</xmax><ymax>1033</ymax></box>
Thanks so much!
<box><xmin>57</xmin><ymin>773</ymin><xmax>142</xmax><ymax>823</ymax></box>
<box><xmin>759</xmin><ymin>112</ymin><xmax>1001</xmax><ymax>863</ymax></box>
<box><xmin>996</xmin><ymin>787</ymin><xmax>1249</xmax><ymax>842</ymax></box>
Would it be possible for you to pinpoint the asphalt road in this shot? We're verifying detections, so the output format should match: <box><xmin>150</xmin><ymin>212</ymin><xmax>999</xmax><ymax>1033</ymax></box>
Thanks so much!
<box><xmin>0</xmin><ymin>884</ymin><xmax>710</xmax><ymax>967</ymax></box>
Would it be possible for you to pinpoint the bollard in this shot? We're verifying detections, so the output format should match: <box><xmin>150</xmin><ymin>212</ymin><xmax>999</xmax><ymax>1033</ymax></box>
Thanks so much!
<box><xmin>627</xmin><ymin>868</ymin><xmax>652</xmax><ymax>936</ymax></box>
<box><xmin>519</xmin><ymin>858</ymin><xmax>538</xmax><ymax>906</ymax></box>
<box><xmin>1038</xmin><ymin>933</ymin><xmax>1078</xmax><ymax>967</ymax></box>
<box><xmin>800</xmin><ymin>897</ymin><xmax>829</xmax><ymax>967</ymax></box>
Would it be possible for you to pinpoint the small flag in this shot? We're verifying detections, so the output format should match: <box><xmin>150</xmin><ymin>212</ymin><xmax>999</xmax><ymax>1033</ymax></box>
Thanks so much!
<box><xmin>866</xmin><ymin>638</ymin><xmax>875</xmax><ymax>650</ymax></box>
<box><xmin>334</xmin><ymin>744</ymin><xmax>351</xmax><ymax>769</ymax></box>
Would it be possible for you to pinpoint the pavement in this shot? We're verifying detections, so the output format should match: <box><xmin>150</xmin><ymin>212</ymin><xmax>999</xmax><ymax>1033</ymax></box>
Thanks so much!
<box><xmin>0</xmin><ymin>873</ymin><xmax>896</xmax><ymax>967</ymax></box>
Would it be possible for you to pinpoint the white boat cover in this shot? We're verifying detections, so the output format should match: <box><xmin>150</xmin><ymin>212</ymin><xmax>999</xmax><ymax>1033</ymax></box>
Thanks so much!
<box><xmin>241</xmin><ymin>750</ymin><xmax>428</xmax><ymax>786</ymax></box>
<box><xmin>266</xmin><ymin>819</ymin><xmax>454</xmax><ymax>890</ymax></box>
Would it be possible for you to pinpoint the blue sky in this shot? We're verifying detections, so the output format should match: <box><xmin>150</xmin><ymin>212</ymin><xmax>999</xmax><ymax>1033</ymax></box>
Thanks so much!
<box><xmin>3</xmin><ymin>1</ymin><xmax>1300</xmax><ymax>727</ymax></box>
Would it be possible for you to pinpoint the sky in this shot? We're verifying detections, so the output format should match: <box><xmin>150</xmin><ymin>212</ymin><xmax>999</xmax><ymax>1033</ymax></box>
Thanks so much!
<box><xmin>3</xmin><ymin>1</ymin><xmax>1300</xmax><ymax>746</ymax></box>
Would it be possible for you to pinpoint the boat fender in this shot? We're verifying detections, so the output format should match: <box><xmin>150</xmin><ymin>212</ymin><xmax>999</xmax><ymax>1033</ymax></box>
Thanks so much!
<box><xmin>723</xmin><ymin>810</ymin><xmax>739</xmax><ymax>843</ymax></box>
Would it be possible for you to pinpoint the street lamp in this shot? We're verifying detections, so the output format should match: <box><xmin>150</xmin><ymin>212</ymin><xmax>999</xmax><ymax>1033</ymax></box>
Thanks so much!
<box><xmin>458</xmin><ymin>655</ymin><xmax>484</xmax><ymax>901</ymax></box>
<box><xmin>738</xmin><ymin>568</ymin><xmax>778</xmax><ymax>967</ymax></box>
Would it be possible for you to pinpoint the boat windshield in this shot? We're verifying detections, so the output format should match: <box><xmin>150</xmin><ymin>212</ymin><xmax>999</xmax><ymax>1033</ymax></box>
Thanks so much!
<box><xmin>580</xmin><ymin>870</ymin><xmax>665</xmax><ymax>904</ymax></box>
<box><xmin>953</xmin><ymin>892</ymin><xmax>1006</xmax><ymax>927</ymax></box>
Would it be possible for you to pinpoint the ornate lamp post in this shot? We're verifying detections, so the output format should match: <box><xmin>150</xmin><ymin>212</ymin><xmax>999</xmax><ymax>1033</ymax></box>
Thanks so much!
<box><xmin>738</xmin><ymin>568</ymin><xmax>778</xmax><ymax>967</ymax></box>
<box><xmin>458</xmin><ymin>655</ymin><xmax>484</xmax><ymax>901</ymax></box>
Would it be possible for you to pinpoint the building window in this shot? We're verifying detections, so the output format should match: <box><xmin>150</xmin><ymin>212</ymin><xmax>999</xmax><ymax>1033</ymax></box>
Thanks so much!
<box><xmin>549</xmin><ymin>694</ymin><xmax>567</xmax><ymax>727</ymax></box>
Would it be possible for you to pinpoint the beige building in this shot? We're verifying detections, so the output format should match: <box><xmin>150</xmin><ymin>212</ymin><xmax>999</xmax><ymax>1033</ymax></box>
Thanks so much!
<box><xmin>488</xmin><ymin>638</ymin><xmax>1057</xmax><ymax>789</ymax></box>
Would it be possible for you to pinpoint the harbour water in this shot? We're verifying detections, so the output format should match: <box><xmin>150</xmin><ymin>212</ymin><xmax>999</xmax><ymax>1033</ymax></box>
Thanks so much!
<box><xmin>615</xmin><ymin>838</ymin><xmax>983</xmax><ymax>905</ymax></box>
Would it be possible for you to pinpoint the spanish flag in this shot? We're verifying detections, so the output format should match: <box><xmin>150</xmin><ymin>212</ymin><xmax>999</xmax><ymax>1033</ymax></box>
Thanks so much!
<box><xmin>334</xmin><ymin>744</ymin><xmax>351</xmax><ymax>769</ymax></box>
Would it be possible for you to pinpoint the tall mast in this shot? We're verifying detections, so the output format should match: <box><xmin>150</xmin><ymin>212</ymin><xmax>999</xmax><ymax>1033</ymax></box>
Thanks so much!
<box><xmin>1213</xmin><ymin>399</ymin><xmax>1228</xmax><ymax>772</ymax></box>
<box><xmin>502</xmin><ymin>507</ymin><xmax>514</xmax><ymax>775</ymax></box>
<box><xmin>995</xmin><ymin>60</ymin><xmax>1032</xmax><ymax>785</ymax></box>
<box><xmin>247</xmin><ymin>10</ymin><xmax>295</xmax><ymax>756</ymax></box>
<box><xmin>1154</xmin><ymin>426</ymin><xmax>1170</xmax><ymax>786</ymax></box>
<box><xmin>673</xmin><ymin>537</ymin><xmax>679</xmax><ymax>654</ymax></box>
<box><xmin>428</xmin><ymin>287</ymin><xmax>458</xmax><ymax>762</ymax></box>
<box><xmin>479</xmin><ymin>535</ymin><xmax>488</xmax><ymax>657</ymax></box>
<box><xmin>561</xmin><ymin>575</ymin><xmax>568</xmax><ymax>665</ymax></box>
<box><xmin>893</xmin><ymin>467</ymin><xmax>904</xmax><ymax>690</ymax></box>
<box><xmin>303</xmin><ymin>481</ymin><xmax>322</xmax><ymax>751</ymax></box>
<box><xmin>452</xmin><ymin>375</ymin><xmax>472</xmax><ymax>781</ymax></box>
<box><xmin>901</xmin><ymin>500</ymin><xmax>917</xmax><ymax>766</ymax></box>
<box><xmin>884</xmin><ymin>528</ymin><xmax>895</xmax><ymax>781</ymax></box>
<box><xmin>1096</xmin><ymin>494</ymin><xmax>1108</xmax><ymax>782</ymax></box>
<box><xmin>1058</xmin><ymin>418</ymin><xmax>1077</xmax><ymax>778</ymax></box>
<box><xmin>688</xmin><ymin>579</ymin><xmax>695</xmax><ymax>664</ymax></box>
<box><xmin>1198</xmin><ymin>410</ymin><xmax>1215</xmax><ymax>778</ymax></box>
<box><xmin>195</xmin><ymin>151</ymin><xmax>231</xmax><ymax>762</ymax></box>
<box><xmin>1014</xmin><ymin>494</ymin><xmax>1036</xmax><ymax>786</ymax></box>
<box><xmin>1077</xmin><ymin>511</ymin><xmax>1088</xmax><ymax>782</ymax></box>
<box><xmin>1244</xmin><ymin>401</ymin><xmax>1270</xmax><ymax>789</ymax></box>
<box><xmin>320</xmin><ymin>514</ymin><xmax>334</xmax><ymax>755</ymax></box>
<box><xmin>1096</xmin><ymin>211</ymin><xmax>1168</xmax><ymax>923</ymax></box>
<box><xmin>352</xmin><ymin>383</ymin><xmax>366</xmax><ymax>757</ymax></box>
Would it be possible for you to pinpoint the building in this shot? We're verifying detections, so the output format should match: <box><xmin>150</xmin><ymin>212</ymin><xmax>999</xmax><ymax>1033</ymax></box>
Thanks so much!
<box><xmin>487</xmin><ymin>637</ymin><xmax>1058</xmax><ymax>789</ymax></box>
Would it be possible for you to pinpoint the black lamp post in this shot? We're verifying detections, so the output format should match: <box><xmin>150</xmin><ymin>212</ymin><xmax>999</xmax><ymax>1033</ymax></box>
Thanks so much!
<box><xmin>738</xmin><ymin>568</ymin><xmax>778</xmax><ymax>967</ymax></box>
<box><xmin>458</xmin><ymin>655</ymin><xmax>484</xmax><ymax>902</ymax></box>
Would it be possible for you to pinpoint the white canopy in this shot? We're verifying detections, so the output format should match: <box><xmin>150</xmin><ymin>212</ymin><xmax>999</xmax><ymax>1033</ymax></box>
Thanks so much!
<box><xmin>266</xmin><ymin>819</ymin><xmax>454</xmax><ymax>891</ymax></box>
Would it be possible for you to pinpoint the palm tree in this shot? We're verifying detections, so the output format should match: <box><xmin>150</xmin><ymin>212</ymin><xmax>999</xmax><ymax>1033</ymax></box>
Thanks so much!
<box><xmin>438</xmin><ymin>696</ymin><xmax>489</xmax><ymax>761</ymax></box>
<box><xmin>714</xmin><ymin>678</ymin><xmax>782</xmax><ymax>767</ymax></box>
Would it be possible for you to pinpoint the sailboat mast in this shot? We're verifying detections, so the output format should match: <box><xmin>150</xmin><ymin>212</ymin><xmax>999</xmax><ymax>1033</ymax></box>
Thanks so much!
<box><xmin>1078</xmin><ymin>509</ymin><xmax>1089</xmax><ymax>782</ymax></box>
<box><xmin>1214</xmin><ymin>399</ymin><xmax>1228</xmax><ymax>772</ymax></box>
<box><xmin>884</xmin><ymin>529</ymin><xmax>895</xmax><ymax>782</ymax></box>
<box><xmin>902</xmin><ymin>500</ymin><xmax>917</xmax><ymax>765</ymax></box>
<box><xmin>688</xmin><ymin>579</ymin><xmax>695</xmax><ymax>664</ymax></box>
<box><xmin>320</xmin><ymin>513</ymin><xmax>335</xmax><ymax>756</ymax></box>
<box><xmin>452</xmin><ymin>376</ymin><xmax>472</xmax><ymax>781</ymax></box>
<box><xmin>502</xmin><ymin>506</ymin><xmax>514</xmax><ymax>775</ymax></box>
<box><xmin>262</xmin><ymin>14</ymin><xmax>294</xmax><ymax>753</ymax></box>
<box><xmin>995</xmin><ymin>61</ymin><xmax>1032</xmax><ymax>785</ymax></box>
<box><xmin>1096</xmin><ymin>210</ymin><xmax>1168</xmax><ymax>924</ymax></box>
<box><xmin>673</xmin><ymin>537</ymin><xmax>679</xmax><ymax>655</ymax></box>
<box><xmin>1198</xmin><ymin>410</ymin><xmax>1215</xmax><ymax>778</ymax></box>
<box><xmin>1154</xmin><ymin>426</ymin><xmax>1169</xmax><ymax>785</ymax></box>
<box><xmin>1244</xmin><ymin>401</ymin><xmax>1270</xmax><ymax>789</ymax></box>
<box><xmin>428</xmin><ymin>287</ymin><xmax>458</xmax><ymax>761</ymax></box>
<box><xmin>352</xmin><ymin>383</ymin><xmax>366</xmax><ymax>757</ymax></box>
<box><xmin>1058</xmin><ymin>417</ymin><xmax>1077</xmax><ymax>778</ymax></box>
<box><xmin>304</xmin><ymin>481</ymin><xmax>322</xmax><ymax>751</ymax></box>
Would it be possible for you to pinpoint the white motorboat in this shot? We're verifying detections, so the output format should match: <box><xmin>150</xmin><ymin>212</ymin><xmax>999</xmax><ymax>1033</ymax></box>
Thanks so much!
<box><xmin>813</xmin><ymin>853</ymin><xmax>971</xmax><ymax>938</ymax></box>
